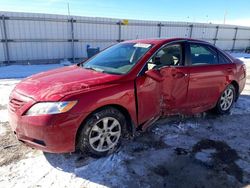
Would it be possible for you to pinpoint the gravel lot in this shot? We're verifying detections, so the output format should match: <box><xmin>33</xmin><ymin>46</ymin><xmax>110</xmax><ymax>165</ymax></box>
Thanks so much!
<box><xmin>0</xmin><ymin>56</ymin><xmax>250</xmax><ymax>188</ymax></box>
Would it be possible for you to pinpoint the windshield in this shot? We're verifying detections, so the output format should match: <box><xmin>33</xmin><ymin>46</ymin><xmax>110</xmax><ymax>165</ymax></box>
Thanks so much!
<box><xmin>82</xmin><ymin>43</ymin><xmax>152</xmax><ymax>75</ymax></box>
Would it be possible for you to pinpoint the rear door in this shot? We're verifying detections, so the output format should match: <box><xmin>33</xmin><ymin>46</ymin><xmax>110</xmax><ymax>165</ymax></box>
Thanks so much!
<box><xmin>186</xmin><ymin>42</ymin><xmax>234</xmax><ymax>113</ymax></box>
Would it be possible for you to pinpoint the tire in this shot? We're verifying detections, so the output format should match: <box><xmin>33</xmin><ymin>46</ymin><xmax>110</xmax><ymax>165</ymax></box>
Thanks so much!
<box><xmin>215</xmin><ymin>84</ymin><xmax>236</xmax><ymax>114</ymax></box>
<box><xmin>77</xmin><ymin>107</ymin><xmax>126</xmax><ymax>157</ymax></box>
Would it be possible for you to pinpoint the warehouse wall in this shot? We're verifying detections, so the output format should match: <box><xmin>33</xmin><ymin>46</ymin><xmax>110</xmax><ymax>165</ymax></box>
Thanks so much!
<box><xmin>0</xmin><ymin>11</ymin><xmax>250</xmax><ymax>64</ymax></box>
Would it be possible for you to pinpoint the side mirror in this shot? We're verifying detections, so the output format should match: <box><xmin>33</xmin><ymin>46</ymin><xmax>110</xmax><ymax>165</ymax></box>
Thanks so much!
<box><xmin>145</xmin><ymin>69</ymin><xmax>163</xmax><ymax>82</ymax></box>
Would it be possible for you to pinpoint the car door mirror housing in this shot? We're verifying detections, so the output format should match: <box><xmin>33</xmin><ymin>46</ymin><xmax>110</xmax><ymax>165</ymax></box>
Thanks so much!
<box><xmin>145</xmin><ymin>69</ymin><xmax>164</xmax><ymax>82</ymax></box>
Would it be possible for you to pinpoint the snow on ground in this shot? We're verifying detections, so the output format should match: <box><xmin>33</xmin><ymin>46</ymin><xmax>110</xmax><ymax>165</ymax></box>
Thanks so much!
<box><xmin>0</xmin><ymin>79</ymin><xmax>20</xmax><ymax>135</ymax></box>
<box><xmin>0</xmin><ymin>110</ymin><xmax>9</xmax><ymax>123</ymax></box>
<box><xmin>0</xmin><ymin>64</ymin><xmax>63</xmax><ymax>79</ymax></box>
<box><xmin>0</xmin><ymin>125</ymin><xmax>7</xmax><ymax>136</ymax></box>
<box><xmin>0</xmin><ymin>53</ymin><xmax>250</xmax><ymax>187</ymax></box>
<box><xmin>232</xmin><ymin>53</ymin><xmax>250</xmax><ymax>114</ymax></box>
<box><xmin>0</xmin><ymin>79</ymin><xmax>20</xmax><ymax>107</ymax></box>
<box><xmin>230</xmin><ymin>52</ymin><xmax>250</xmax><ymax>59</ymax></box>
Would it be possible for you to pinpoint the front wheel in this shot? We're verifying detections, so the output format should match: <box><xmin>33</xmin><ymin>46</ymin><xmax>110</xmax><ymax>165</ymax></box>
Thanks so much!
<box><xmin>77</xmin><ymin>107</ymin><xmax>126</xmax><ymax>157</ymax></box>
<box><xmin>215</xmin><ymin>84</ymin><xmax>235</xmax><ymax>114</ymax></box>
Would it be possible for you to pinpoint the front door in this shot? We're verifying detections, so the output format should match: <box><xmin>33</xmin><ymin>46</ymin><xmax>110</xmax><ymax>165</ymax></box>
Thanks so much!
<box><xmin>136</xmin><ymin>42</ymin><xmax>189</xmax><ymax>125</ymax></box>
<box><xmin>159</xmin><ymin>66</ymin><xmax>189</xmax><ymax>115</ymax></box>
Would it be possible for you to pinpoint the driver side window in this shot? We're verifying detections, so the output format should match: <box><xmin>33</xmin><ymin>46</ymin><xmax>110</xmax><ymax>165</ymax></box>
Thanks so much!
<box><xmin>147</xmin><ymin>44</ymin><xmax>183</xmax><ymax>70</ymax></box>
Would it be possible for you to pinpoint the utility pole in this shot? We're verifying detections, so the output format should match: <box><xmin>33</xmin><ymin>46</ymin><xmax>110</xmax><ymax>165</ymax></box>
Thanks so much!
<box><xmin>223</xmin><ymin>10</ymin><xmax>227</xmax><ymax>24</ymax></box>
<box><xmin>67</xmin><ymin>2</ymin><xmax>71</xmax><ymax>17</ymax></box>
<box><xmin>206</xmin><ymin>15</ymin><xmax>209</xmax><ymax>24</ymax></box>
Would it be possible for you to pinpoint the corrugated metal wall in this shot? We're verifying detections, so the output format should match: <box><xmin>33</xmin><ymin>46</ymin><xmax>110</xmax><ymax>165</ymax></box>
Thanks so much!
<box><xmin>1</xmin><ymin>11</ymin><xmax>250</xmax><ymax>64</ymax></box>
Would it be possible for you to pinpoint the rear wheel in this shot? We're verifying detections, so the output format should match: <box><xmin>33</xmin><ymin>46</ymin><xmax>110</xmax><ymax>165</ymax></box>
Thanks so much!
<box><xmin>78</xmin><ymin>107</ymin><xmax>126</xmax><ymax>157</ymax></box>
<box><xmin>215</xmin><ymin>84</ymin><xmax>235</xmax><ymax>114</ymax></box>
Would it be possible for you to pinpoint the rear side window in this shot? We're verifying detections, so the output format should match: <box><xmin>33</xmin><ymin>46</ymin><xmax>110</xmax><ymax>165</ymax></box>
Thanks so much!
<box><xmin>190</xmin><ymin>44</ymin><xmax>218</xmax><ymax>65</ymax></box>
<box><xmin>218</xmin><ymin>52</ymin><xmax>231</xmax><ymax>64</ymax></box>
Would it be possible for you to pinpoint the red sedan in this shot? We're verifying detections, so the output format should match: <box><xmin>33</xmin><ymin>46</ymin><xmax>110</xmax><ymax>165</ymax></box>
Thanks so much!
<box><xmin>8</xmin><ymin>38</ymin><xmax>246</xmax><ymax>157</ymax></box>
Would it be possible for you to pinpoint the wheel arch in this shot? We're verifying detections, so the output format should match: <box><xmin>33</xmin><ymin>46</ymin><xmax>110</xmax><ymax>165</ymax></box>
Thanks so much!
<box><xmin>230</xmin><ymin>80</ymin><xmax>239</xmax><ymax>101</ymax></box>
<box><xmin>75</xmin><ymin>104</ymin><xmax>135</xmax><ymax>150</ymax></box>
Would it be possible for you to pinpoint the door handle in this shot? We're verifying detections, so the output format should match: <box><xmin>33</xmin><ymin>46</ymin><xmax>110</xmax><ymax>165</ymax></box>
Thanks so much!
<box><xmin>172</xmin><ymin>72</ymin><xmax>188</xmax><ymax>78</ymax></box>
<box><xmin>227</xmin><ymin>68</ymin><xmax>233</xmax><ymax>73</ymax></box>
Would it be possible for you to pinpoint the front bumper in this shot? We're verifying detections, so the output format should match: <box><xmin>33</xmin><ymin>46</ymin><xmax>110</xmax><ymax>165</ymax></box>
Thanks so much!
<box><xmin>8</xmin><ymin>107</ymin><xmax>82</xmax><ymax>153</ymax></box>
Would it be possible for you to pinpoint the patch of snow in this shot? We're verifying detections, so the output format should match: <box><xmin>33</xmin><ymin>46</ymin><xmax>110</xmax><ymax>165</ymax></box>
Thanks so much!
<box><xmin>229</xmin><ymin>52</ymin><xmax>250</xmax><ymax>59</ymax></box>
<box><xmin>236</xmin><ymin>159</ymin><xmax>250</xmax><ymax>174</ymax></box>
<box><xmin>163</xmin><ymin>134</ymin><xmax>198</xmax><ymax>149</ymax></box>
<box><xmin>0</xmin><ymin>154</ymin><xmax>103</xmax><ymax>188</ymax></box>
<box><xmin>0</xmin><ymin>110</ymin><xmax>9</xmax><ymax>122</ymax></box>
<box><xmin>164</xmin><ymin>134</ymin><xmax>179</xmax><ymax>140</ymax></box>
<box><xmin>0</xmin><ymin>79</ymin><xmax>20</xmax><ymax>106</ymax></box>
<box><xmin>0</xmin><ymin>123</ymin><xmax>7</xmax><ymax>136</ymax></box>
<box><xmin>0</xmin><ymin>64</ymin><xmax>63</xmax><ymax>79</ymax></box>
<box><xmin>230</xmin><ymin>52</ymin><xmax>250</xmax><ymax>69</ymax></box>
<box><xmin>0</xmin><ymin>79</ymin><xmax>18</xmax><ymax>136</ymax></box>
<box><xmin>75</xmin><ymin>152</ymin><xmax>134</xmax><ymax>186</ymax></box>
<box><xmin>0</xmin><ymin>150</ymin><xmax>136</xmax><ymax>188</ymax></box>
<box><xmin>152</xmin><ymin>121</ymin><xmax>198</xmax><ymax>136</ymax></box>
<box><xmin>195</xmin><ymin>149</ymin><xmax>216</xmax><ymax>163</ymax></box>
<box><xmin>174</xmin><ymin>122</ymin><xmax>199</xmax><ymax>133</ymax></box>
<box><xmin>230</xmin><ymin>53</ymin><xmax>250</xmax><ymax>96</ymax></box>
<box><xmin>231</xmin><ymin>96</ymin><xmax>250</xmax><ymax>115</ymax></box>
<box><xmin>152</xmin><ymin>127</ymin><xmax>163</xmax><ymax>135</ymax></box>
<box><xmin>60</xmin><ymin>59</ymin><xmax>72</xmax><ymax>66</ymax></box>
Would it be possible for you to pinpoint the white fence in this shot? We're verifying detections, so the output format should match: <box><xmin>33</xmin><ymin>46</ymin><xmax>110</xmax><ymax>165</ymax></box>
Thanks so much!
<box><xmin>1</xmin><ymin>11</ymin><xmax>250</xmax><ymax>65</ymax></box>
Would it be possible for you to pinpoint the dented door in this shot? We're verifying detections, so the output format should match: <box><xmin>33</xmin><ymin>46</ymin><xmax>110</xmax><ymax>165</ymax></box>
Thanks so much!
<box><xmin>159</xmin><ymin>66</ymin><xmax>189</xmax><ymax>115</ymax></box>
<box><xmin>135</xmin><ymin>75</ymin><xmax>162</xmax><ymax>125</ymax></box>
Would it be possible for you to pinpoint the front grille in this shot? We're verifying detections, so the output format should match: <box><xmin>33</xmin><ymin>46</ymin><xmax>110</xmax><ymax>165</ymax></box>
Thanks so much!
<box><xmin>9</xmin><ymin>98</ymin><xmax>25</xmax><ymax>112</ymax></box>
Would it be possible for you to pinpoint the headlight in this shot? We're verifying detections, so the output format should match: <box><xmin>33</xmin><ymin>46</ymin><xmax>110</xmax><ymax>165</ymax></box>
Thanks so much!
<box><xmin>25</xmin><ymin>101</ymin><xmax>77</xmax><ymax>116</ymax></box>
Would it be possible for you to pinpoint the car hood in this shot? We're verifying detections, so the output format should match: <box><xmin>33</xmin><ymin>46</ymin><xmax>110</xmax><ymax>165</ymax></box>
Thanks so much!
<box><xmin>14</xmin><ymin>65</ymin><xmax>121</xmax><ymax>101</ymax></box>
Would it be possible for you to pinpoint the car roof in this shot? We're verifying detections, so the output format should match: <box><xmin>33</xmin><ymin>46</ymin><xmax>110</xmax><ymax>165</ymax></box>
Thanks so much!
<box><xmin>123</xmin><ymin>38</ymin><xmax>210</xmax><ymax>45</ymax></box>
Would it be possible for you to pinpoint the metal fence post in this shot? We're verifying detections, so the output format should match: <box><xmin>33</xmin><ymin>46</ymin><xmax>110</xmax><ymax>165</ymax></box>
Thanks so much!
<box><xmin>189</xmin><ymin>24</ymin><xmax>193</xmax><ymax>38</ymax></box>
<box><xmin>232</xmin><ymin>27</ymin><xmax>238</xmax><ymax>51</ymax></box>
<box><xmin>213</xmin><ymin>26</ymin><xmax>219</xmax><ymax>45</ymax></box>
<box><xmin>70</xmin><ymin>18</ymin><xmax>75</xmax><ymax>63</ymax></box>
<box><xmin>117</xmin><ymin>21</ymin><xmax>122</xmax><ymax>42</ymax></box>
<box><xmin>1</xmin><ymin>15</ymin><xmax>10</xmax><ymax>65</ymax></box>
<box><xmin>158</xmin><ymin>22</ymin><xmax>163</xmax><ymax>38</ymax></box>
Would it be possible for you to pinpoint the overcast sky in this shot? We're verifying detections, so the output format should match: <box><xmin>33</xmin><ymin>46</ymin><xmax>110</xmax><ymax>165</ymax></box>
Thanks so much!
<box><xmin>1</xmin><ymin>0</ymin><xmax>250</xmax><ymax>26</ymax></box>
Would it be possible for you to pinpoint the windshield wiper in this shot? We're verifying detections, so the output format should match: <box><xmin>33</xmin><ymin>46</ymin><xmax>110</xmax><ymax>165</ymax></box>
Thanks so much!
<box><xmin>84</xmin><ymin>66</ymin><xmax>104</xmax><ymax>73</ymax></box>
<box><xmin>84</xmin><ymin>66</ymin><xmax>123</xmax><ymax>75</ymax></box>
<box><xmin>102</xmin><ymin>71</ymin><xmax>123</xmax><ymax>75</ymax></box>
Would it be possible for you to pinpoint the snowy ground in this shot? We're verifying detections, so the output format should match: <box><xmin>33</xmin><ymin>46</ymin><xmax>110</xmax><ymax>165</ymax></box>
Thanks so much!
<box><xmin>0</xmin><ymin>64</ymin><xmax>63</xmax><ymax>79</ymax></box>
<box><xmin>0</xmin><ymin>54</ymin><xmax>250</xmax><ymax>188</ymax></box>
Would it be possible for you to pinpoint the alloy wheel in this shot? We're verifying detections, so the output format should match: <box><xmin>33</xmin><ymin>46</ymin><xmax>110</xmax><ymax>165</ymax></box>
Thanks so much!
<box><xmin>88</xmin><ymin>117</ymin><xmax>121</xmax><ymax>152</ymax></box>
<box><xmin>220</xmin><ymin>87</ymin><xmax>234</xmax><ymax>111</ymax></box>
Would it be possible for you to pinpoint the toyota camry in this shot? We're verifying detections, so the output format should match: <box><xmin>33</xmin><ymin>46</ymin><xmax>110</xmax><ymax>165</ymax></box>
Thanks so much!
<box><xmin>8</xmin><ymin>38</ymin><xmax>246</xmax><ymax>157</ymax></box>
